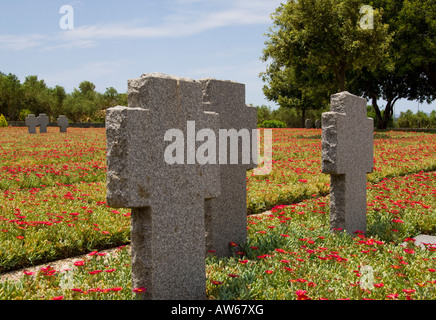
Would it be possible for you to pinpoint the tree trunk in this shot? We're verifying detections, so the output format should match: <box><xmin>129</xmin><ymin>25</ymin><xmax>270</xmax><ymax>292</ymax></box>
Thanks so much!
<box><xmin>373</xmin><ymin>96</ymin><xmax>398</xmax><ymax>129</ymax></box>
<box><xmin>301</xmin><ymin>108</ymin><xmax>306</xmax><ymax>128</ymax></box>
<box><xmin>371</xmin><ymin>96</ymin><xmax>383</xmax><ymax>129</ymax></box>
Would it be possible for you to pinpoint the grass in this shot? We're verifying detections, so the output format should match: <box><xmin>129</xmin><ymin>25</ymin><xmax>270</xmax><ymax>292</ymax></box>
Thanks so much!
<box><xmin>0</xmin><ymin>127</ymin><xmax>435</xmax><ymax>300</ymax></box>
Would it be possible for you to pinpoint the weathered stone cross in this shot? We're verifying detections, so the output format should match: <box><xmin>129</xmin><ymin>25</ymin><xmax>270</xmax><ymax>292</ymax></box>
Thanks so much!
<box><xmin>200</xmin><ymin>79</ymin><xmax>257</xmax><ymax>257</ymax></box>
<box><xmin>37</xmin><ymin>114</ymin><xmax>49</xmax><ymax>133</ymax></box>
<box><xmin>106</xmin><ymin>73</ymin><xmax>221</xmax><ymax>300</ymax></box>
<box><xmin>321</xmin><ymin>92</ymin><xmax>374</xmax><ymax>235</ymax></box>
<box><xmin>25</xmin><ymin>114</ymin><xmax>38</xmax><ymax>134</ymax></box>
<box><xmin>57</xmin><ymin>115</ymin><xmax>69</xmax><ymax>133</ymax></box>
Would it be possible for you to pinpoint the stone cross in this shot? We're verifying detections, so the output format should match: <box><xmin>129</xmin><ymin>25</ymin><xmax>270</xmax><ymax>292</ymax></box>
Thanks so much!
<box><xmin>106</xmin><ymin>73</ymin><xmax>221</xmax><ymax>300</ymax></box>
<box><xmin>25</xmin><ymin>114</ymin><xmax>38</xmax><ymax>134</ymax></box>
<box><xmin>321</xmin><ymin>91</ymin><xmax>374</xmax><ymax>235</ymax></box>
<box><xmin>305</xmin><ymin>119</ymin><xmax>313</xmax><ymax>129</ymax></box>
<box><xmin>37</xmin><ymin>114</ymin><xmax>49</xmax><ymax>133</ymax></box>
<box><xmin>57</xmin><ymin>115</ymin><xmax>69</xmax><ymax>133</ymax></box>
<box><xmin>200</xmin><ymin>79</ymin><xmax>257</xmax><ymax>257</ymax></box>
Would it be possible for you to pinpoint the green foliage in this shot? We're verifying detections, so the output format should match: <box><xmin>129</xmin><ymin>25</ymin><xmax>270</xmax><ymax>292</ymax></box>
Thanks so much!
<box><xmin>0</xmin><ymin>113</ymin><xmax>8</xmax><ymax>127</ymax></box>
<box><xmin>0</xmin><ymin>73</ymin><xmax>128</xmax><ymax>123</ymax></box>
<box><xmin>350</xmin><ymin>0</ymin><xmax>436</xmax><ymax>129</ymax></box>
<box><xmin>397</xmin><ymin>109</ymin><xmax>436</xmax><ymax>128</ymax></box>
<box><xmin>256</xmin><ymin>105</ymin><xmax>272</xmax><ymax>126</ymax></box>
<box><xmin>261</xmin><ymin>0</ymin><xmax>392</xmax><ymax>127</ymax></box>
<box><xmin>258</xmin><ymin>120</ymin><xmax>287</xmax><ymax>128</ymax></box>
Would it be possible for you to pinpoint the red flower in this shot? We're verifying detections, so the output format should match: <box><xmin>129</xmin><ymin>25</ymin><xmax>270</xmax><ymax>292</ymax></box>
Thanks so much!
<box><xmin>52</xmin><ymin>296</ymin><xmax>64</xmax><ymax>300</ymax></box>
<box><xmin>402</xmin><ymin>289</ymin><xmax>416</xmax><ymax>294</ymax></box>
<box><xmin>74</xmin><ymin>260</ymin><xmax>85</xmax><ymax>267</ymax></box>
<box><xmin>88</xmin><ymin>270</ymin><xmax>102</xmax><ymax>274</ymax></box>
<box><xmin>387</xmin><ymin>293</ymin><xmax>399</xmax><ymax>299</ymax></box>
<box><xmin>374</xmin><ymin>283</ymin><xmax>384</xmax><ymax>288</ymax></box>
<box><xmin>295</xmin><ymin>290</ymin><xmax>310</xmax><ymax>300</ymax></box>
<box><xmin>133</xmin><ymin>287</ymin><xmax>146</xmax><ymax>294</ymax></box>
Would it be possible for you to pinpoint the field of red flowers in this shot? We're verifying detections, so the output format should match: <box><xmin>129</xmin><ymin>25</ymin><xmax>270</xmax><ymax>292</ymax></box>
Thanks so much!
<box><xmin>0</xmin><ymin>127</ymin><xmax>434</xmax><ymax>300</ymax></box>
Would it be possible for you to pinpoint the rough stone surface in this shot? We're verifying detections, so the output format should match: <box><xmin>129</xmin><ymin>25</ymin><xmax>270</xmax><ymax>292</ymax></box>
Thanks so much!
<box><xmin>200</xmin><ymin>78</ymin><xmax>257</xmax><ymax>257</ymax></box>
<box><xmin>321</xmin><ymin>91</ymin><xmax>374</xmax><ymax>235</ymax></box>
<box><xmin>57</xmin><ymin>115</ymin><xmax>69</xmax><ymax>133</ymax></box>
<box><xmin>106</xmin><ymin>73</ymin><xmax>223</xmax><ymax>300</ymax></box>
<box><xmin>37</xmin><ymin>114</ymin><xmax>49</xmax><ymax>133</ymax></box>
<box><xmin>25</xmin><ymin>114</ymin><xmax>38</xmax><ymax>134</ymax></box>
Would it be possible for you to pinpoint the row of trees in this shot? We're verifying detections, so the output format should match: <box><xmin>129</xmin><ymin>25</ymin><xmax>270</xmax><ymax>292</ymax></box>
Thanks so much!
<box><xmin>257</xmin><ymin>104</ymin><xmax>436</xmax><ymax>128</ymax></box>
<box><xmin>261</xmin><ymin>0</ymin><xmax>435</xmax><ymax>129</ymax></box>
<box><xmin>0</xmin><ymin>72</ymin><xmax>127</xmax><ymax>123</ymax></box>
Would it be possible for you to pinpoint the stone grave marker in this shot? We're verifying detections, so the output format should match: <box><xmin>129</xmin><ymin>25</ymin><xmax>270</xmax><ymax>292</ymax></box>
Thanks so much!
<box><xmin>106</xmin><ymin>73</ymin><xmax>222</xmax><ymax>300</ymax></box>
<box><xmin>315</xmin><ymin>119</ymin><xmax>321</xmax><ymax>129</ymax></box>
<box><xmin>305</xmin><ymin>119</ymin><xmax>313</xmax><ymax>129</ymax></box>
<box><xmin>200</xmin><ymin>78</ymin><xmax>257</xmax><ymax>257</ymax></box>
<box><xmin>321</xmin><ymin>91</ymin><xmax>374</xmax><ymax>235</ymax></box>
<box><xmin>25</xmin><ymin>114</ymin><xmax>38</xmax><ymax>134</ymax></box>
<box><xmin>37</xmin><ymin>114</ymin><xmax>49</xmax><ymax>133</ymax></box>
<box><xmin>57</xmin><ymin>115</ymin><xmax>69</xmax><ymax>133</ymax></box>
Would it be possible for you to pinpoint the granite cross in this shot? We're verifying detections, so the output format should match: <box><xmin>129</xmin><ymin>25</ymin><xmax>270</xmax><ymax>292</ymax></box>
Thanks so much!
<box><xmin>106</xmin><ymin>73</ymin><xmax>220</xmax><ymax>300</ymax></box>
<box><xmin>57</xmin><ymin>115</ymin><xmax>69</xmax><ymax>133</ymax></box>
<box><xmin>200</xmin><ymin>78</ymin><xmax>257</xmax><ymax>257</ymax></box>
<box><xmin>321</xmin><ymin>92</ymin><xmax>374</xmax><ymax>235</ymax></box>
<box><xmin>305</xmin><ymin>119</ymin><xmax>313</xmax><ymax>129</ymax></box>
<box><xmin>37</xmin><ymin>114</ymin><xmax>49</xmax><ymax>133</ymax></box>
<box><xmin>25</xmin><ymin>114</ymin><xmax>38</xmax><ymax>134</ymax></box>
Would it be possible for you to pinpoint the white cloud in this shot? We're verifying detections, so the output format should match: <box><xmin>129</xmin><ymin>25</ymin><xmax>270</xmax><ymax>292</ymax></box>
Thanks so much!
<box><xmin>0</xmin><ymin>0</ymin><xmax>281</xmax><ymax>51</ymax></box>
<box><xmin>0</xmin><ymin>34</ymin><xmax>48</xmax><ymax>50</ymax></box>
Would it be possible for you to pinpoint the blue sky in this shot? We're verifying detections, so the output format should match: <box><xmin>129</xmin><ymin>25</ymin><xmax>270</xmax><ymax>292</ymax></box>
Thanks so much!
<box><xmin>0</xmin><ymin>0</ymin><xmax>434</xmax><ymax>115</ymax></box>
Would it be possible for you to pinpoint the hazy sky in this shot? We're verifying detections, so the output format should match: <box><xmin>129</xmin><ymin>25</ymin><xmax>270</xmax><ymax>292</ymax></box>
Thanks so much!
<box><xmin>0</xmin><ymin>0</ymin><xmax>434</xmax><ymax>114</ymax></box>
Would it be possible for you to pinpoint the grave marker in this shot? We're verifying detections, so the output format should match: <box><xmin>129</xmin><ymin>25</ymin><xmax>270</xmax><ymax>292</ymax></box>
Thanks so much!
<box><xmin>321</xmin><ymin>91</ymin><xmax>374</xmax><ymax>235</ymax></box>
<box><xmin>305</xmin><ymin>119</ymin><xmax>313</xmax><ymax>129</ymax></box>
<box><xmin>106</xmin><ymin>73</ymin><xmax>221</xmax><ymax>300</ymax></box>
<box><xmin>37</xmin><ymin>114</ymin><xmax>49</xmax><ymax>133</ymax></box>
<box><xmin>25</xmin><ymin>114</ymin><xmax>38</xmax><ymax>134</ymax></box>
<box><xmin>200</xmin><ymin>78</ymin><xmax>257</xmax><ymax>257</ymax></box>
<box><xmin>57</xmin><ymin>115</ymin><xmax>69</xmax><ymax>133</ymax></box>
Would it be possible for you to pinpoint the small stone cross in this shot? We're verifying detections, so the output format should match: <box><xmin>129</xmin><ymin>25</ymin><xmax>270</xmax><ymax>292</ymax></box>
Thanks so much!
<box><xmin>25</xmin><ymin>114</ymin><xmax>38</xmax><ymax>134</ymax></box>
<box><xmin>305</xmin><ymin>119</ymin><xmax>313</xmax><ymax>129</ymax></box>
<box><xmin>57</xmin><ymin>115</ymin><xmax>69</xmax><ymax>133</ymax></box>
<box><xmin>37</xmin><ymin>114</ymin><xmax>49</xmax><ymax>133</ymax></box>
<box><xmin>322</xmin><ymin>92</ymin><xmax>374</xmax><ymax>235</ymax></box>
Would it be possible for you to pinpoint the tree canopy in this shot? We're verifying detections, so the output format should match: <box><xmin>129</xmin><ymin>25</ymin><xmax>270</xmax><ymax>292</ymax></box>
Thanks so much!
<box><xmin>0</xmin><ymin>73</ymin><xmax>127</xmax><ymax>122</ymax></box>
<box><xmin>261</xmin><ymin>0</ymin><xmax>435</xmax><ymax>129</ymax></box>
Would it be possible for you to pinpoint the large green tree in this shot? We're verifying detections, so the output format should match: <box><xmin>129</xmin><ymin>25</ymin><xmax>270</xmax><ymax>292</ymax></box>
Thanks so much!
<box><xmin>261</xmin><ymin>0</ymin><xmax>392</xmax><ymax>127</ymax></box>
<box><xmin>0</xmin><ymin>73</ymin><xmax>23</xmax><ymax>121</ymax></box>
<box><xmin>22</xmin><ymin>75</ymin><xmax>54</xmax><ymax>117</ymax></box>
<box><xmin>349</xmin><ymin>0</ymin><xmax>436</xmax><ymax>129</ymax></box>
